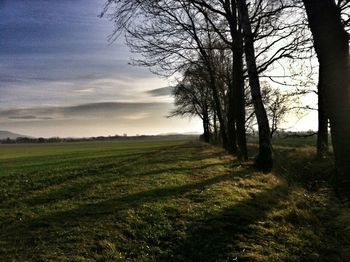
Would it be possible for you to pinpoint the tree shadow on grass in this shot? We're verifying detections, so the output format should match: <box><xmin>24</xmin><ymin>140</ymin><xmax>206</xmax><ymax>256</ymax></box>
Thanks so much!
<box><xmin>0</xmin><ymin>151</ymin><xmax>146</xmax><ymax>206</ymax></box>
<box><xmin>0</xmin><ymin>169</ymin><xmax>253</xmax><ymax>260</ymax></box>
<box><xmin>24</xmin><ymin>161</ymin><xmax>227</xmax><ymax>206</ymax></box>
<box><xmin>22</xmin><ymin>172</ymin><xmax>245</xmax><ymax>224</ymax></box>
<box><xmin>18</xmin><ymin>142</ymin><xmax>231</xmax><ymax>207</ymax></box>
<box><xmin>2</xmin><ymin>142</ymin><xmax>271</xmax><ymax>261</ymax></box>
<box><xmin>166</xmin><ymin>183</ymin><xmax>290</xmax><ymax>262</ymax></box>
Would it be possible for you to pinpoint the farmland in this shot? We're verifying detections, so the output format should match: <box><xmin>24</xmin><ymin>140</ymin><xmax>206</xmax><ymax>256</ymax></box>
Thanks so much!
<box><xmin>1</xmin><ymin>139</ymin><xmax>349</xmax><ymax>261</ymax></box>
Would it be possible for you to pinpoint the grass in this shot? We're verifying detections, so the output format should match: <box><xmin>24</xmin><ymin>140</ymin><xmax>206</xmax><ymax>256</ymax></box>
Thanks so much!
<box><xmin>0</xmin><ymin>139</ymin><xmax>349</xmax><ymax>261</ymax></box>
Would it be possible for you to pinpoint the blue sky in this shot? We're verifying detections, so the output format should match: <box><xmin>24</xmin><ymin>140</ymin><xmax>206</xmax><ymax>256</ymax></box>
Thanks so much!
<box><xmin>0</xmin><ymin>0</ymin><xmax>201</xmax><ymax>137</ymax></box>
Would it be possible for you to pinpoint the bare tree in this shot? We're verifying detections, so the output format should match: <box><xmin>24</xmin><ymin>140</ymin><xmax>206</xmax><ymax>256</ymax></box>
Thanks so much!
<box><xmin>188</xmin><ymin>0</ymin><xmax>309</xmax><ymax>168</ymax></box>
<box><xmin>263</xmin><ymin>84</ymin><xmax>300</xmax><ymax>137</ymax></box>
<box><xmin>302</xmin><ymin>0</ymin><xmax>350</xmax><ymax>197</ymax></box>
<box><xmin>169</xmin><ymin>62</ymin><xmax>213</xmax><ymax>143</ymax></box>
<box><xmin>237</xmin><ymin>0</ymin><xmax>273</xmax><ymax>172</ymax></box>
<box><xmin>186</xmin><ymin>0</ymin><xmax>248</xmax><ymax>158</ymax></box>
<box><xmin>103</xmin><ymin>0</ymin><xmax>324</xmax><ymax>173</ymax></box>
<box><xmin>315</xmin><ymin>0</ymin><xmax>349</xmax><ymax>159</ymax></box>
<box><xmin>316</xmin><ymin>65</ymin><xmax>329</xmax><ymax>158</ymax></box>
<box><xmin>103</xmin><ymin>0</ymin><xmax>231</xmax><ymax>149</ymax></box>
<box><xmin>316</xmin><ymin>0</ymin><xmax>350</xmax><ymax>159</ymax></box>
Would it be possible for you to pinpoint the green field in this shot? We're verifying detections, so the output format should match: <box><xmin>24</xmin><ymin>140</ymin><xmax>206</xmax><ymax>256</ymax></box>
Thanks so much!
<box><xmin>1</xmin><ymin>140</ymin><xmax>349</xmax><ymax>261</ymax></box>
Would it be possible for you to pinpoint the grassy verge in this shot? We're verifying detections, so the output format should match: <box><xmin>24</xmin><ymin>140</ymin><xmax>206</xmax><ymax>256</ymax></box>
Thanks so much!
<box><xmin>0</xmin><ymin>140</ymin><xmax>349</xmax><ymax>261</ymax></box>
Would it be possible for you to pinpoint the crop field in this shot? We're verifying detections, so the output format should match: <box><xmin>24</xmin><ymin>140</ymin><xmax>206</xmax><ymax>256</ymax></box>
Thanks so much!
<box><xmin>0</xmin><ymin>139</ymin><xmax>350</xmax><ymax>261</ymax></box>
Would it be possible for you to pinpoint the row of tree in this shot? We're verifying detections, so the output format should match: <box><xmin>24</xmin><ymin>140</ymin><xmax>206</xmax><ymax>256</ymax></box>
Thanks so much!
<box><xmin>103</xmin><ymin>0</ymin><xmax>350</xmax><ymax>196</ymax></box>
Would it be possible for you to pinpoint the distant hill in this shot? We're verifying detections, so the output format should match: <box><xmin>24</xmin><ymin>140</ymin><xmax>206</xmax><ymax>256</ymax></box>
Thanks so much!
<box><xmin>0</xmin><ymin>131</ymin><xmax>28</xmax><ymax>140</ymax></box>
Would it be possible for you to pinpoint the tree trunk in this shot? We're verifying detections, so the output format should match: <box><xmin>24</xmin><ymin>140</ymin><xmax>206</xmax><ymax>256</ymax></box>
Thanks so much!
<box><xmin>199</xmin><ymin>49</ymin><xmax>229</xmax><ymax>149</ymax></box>
<box><xmin>317</xmin><ymin>65</ymin><xmax>329</xmax><ymax>158</ymax></box>
<box><xmin>209</xmin><ymin>71</ymin><xmax>229</xmax><ymax>149</ymax></box>
<box><xmin>237</xmin><ymin>0</ymin><xmax>273</xmax><ymax>172</ymax></box>
<box><xmin>213</xmin><ymin>107</ymin><xmax>219</xmax><ymax>143</ymax></box>
<box><xmin>229</xmin><ymin>1</ymin><xmax>248</xmax><ymax>161</ymax></box>
<box><xmin>227</xmin><ymin>86</ymin><xmax>238</xmax><ymax>154</ymax></box>
<box><xmin>202</xmin><ymin>112</ymin><xmax>211</xmax><ymax>143</ymax></box>
<box><xmin>233</xmin><ymin>36</ymin><xmax>248</xmax><ymax>161</ymax></box>
<box><xmin>303</xmin><ymin>0</ymin><xmax>350</xmax><ymax>197</ymax></box>
<box><xmin>223</xmin><ymin>0</ymin><xmax>248</xmax><ymax>159</ymax></box>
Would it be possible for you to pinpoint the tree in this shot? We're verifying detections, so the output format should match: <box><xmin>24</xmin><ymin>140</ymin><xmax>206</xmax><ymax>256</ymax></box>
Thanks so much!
<box><xmin>176</xmin><ymin>0</ymin><xmax>248</xmax><ymax>157</ymax></box>
<box><xmin>315</xmin><ymin>0</ymin><xmax>349</xmax><ymax>159</ymax></box>
<box><xmin>103</xmin><ymin>0</ymin><xmax>231</xmax><ymax>150</ymax></box>
<box><xmin>316</xmin><ymin>65</ymin><xmax>329</xmax><ymax>158</ymax></box>
<box><xmin>169</xmin><ymin>62</ymin><xmax>214</xmax><ymax>143</ymax></box>
<box><xmin>188</xmin><ymin>0</ymin><xmax>308</xmax><ymax>168</ymax></box>
<box><xmin>302</xmin><ymin>0</ymin><xmax>350</xmax><ymax>197</ymax></box>
<box><xmin>104</xmin><ymin>0</ymin><xmax>317</xmax><ymax>173</ymax></box>
<box><xmin>263</xmin><ymin>85</ymin><xmax>300</xmax><ymax>138</ymax></box>
<box><xmin>237</xmin><ymin>0</ymin><xmax>273</xmax><ymax>172</ymax></box>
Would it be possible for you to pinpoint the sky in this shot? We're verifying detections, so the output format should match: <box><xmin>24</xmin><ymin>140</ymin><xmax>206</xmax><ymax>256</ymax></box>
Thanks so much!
<box><xmin>0</xmin><ymin>0</ymin><xmax>202</xmax><ymax>137</ymax></box>
<box><xmin>0</xmin><ymin>0</ymin><xmax>317</xmax><ymax>138</ymax></box>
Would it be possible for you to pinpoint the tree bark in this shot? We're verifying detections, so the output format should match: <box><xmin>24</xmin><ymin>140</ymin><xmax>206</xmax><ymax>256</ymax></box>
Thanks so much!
<box><xmin>198</xmin><ymin>46</ymin><xmax>229</xmax><ymax>149</ymax></box>
<box><xmin>227</xmin><ymin>86</ymin><xmax>238</xmax><ymax>153</ymax></box>
<box><xmin>237</xmin><ymin>0</ymin><xmax>273</xmax><ymax>172</ymax></box>
<box><xmin>224</xmin><ymin>0</ymin><xmax>248</xmax><ymax>161</ymax></box>
<box><xmin>233</xmin><ymin>34</ymin><xmax>248</xmax><ymax>161</ymax></box>
<box><xmin>209</xmin><ymin>69</ymin><xmax>229</xmax><ymax>149</ymax></box>
<box><xmin>303</xmin><ymin>0</ymin><xmax>350</xmax><ymax>197</ymax></box>
<box><xmin>213</xmin><ymin>106</ymin><xmax>219</xmax><ymax>143</ymax></box>
<box><xmin>229</xmin><ymin>0</ymin><xmax>248</xmax><ymax>160</ymax></box>
<box><xmin>317</xmin><ymin>65</ymin><xmax>329</xmax><ymax>158</ymax></box>
<box><xmin>202</xmin><ymin>112</ymin><xmax>211</xmax><ymax>143</ymax></box>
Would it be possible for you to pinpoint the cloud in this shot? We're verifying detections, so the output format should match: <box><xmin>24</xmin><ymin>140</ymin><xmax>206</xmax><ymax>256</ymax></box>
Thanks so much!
<box><xmin>7</xmin><ymin>115</ymin><xmax>54</xmax><ymax>120</ymax></box>
<box><xmin>0</xmin><ymin>102</ymin><xmax>171</xmax><ymax>122</ymax></box>
<box><xmin>122</xmin><ymin>112</ymin><xmax>150</xmax><ymax>120</ymax></box>
<box><xmin>146</xmin><ymin>86</ymin><xmax>174</xmax><ymax>97</ymax></box>
<box><xmin>0</xmin><ymin>0</ymin><xmax>204</xmax><ymax>137</ymax></box>
<box><xmin>8</xmin><ymin>115</ymin><xmax>38</xmax><ymax>120</ymax></box>
<box><xmin>0</xmin><ymin>0</ymin><xmax>152</xmax><ymax>105</ymax></box>
<box><xmin>74</xmin><ymin>87</ymin><xmax>97</xmax><ymax>93</ymax></box>
<box><xmin>0</xmin><ymin>76</ymin><xmax>169</xmax><ymax>110</ymax></box>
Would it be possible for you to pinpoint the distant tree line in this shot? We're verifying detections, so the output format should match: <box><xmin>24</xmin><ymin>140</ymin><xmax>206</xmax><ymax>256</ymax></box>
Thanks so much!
<box><xmin>0</xmin><ymin>134</ymin><xmax>200</xmax><ymax>144</ymax></box>
<box><xmin>103</xmin><ymin>0</ymin><xmax>350</xmax><ymax>197</ymax></box>
<box><xmin>0</xmin><ymin>136</ymin><xmax>126</xmax><ymax>144</ymax></box>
